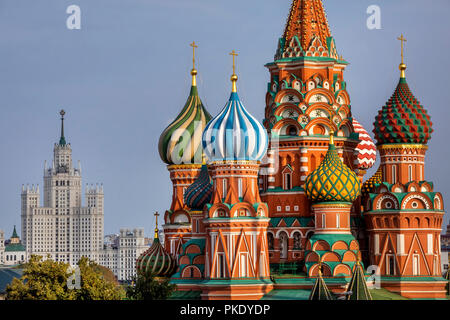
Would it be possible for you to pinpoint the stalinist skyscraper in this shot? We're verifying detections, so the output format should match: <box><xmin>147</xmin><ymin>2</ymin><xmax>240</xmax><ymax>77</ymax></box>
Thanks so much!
<box><xmin>21</xmin><ymin>110</ymin><xmax>104</xmax><ymax>265</ymax></box>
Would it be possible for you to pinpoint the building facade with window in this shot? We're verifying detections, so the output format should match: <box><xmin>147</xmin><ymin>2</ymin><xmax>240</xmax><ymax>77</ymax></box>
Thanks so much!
<box><xmin>21</xmin><ymin>110</ymin><xmax>104</xmax><ymax>266</ymax></box>
<box><xmin>99</xmin><ymin>229</ymin><xmax>148</xmax><ymax>282</ymax></box>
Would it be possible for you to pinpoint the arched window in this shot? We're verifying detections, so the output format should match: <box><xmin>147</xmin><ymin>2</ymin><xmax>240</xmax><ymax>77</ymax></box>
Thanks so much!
<box><xmin>279</xmin><ymin>232</ymin><xmax>289</xmax><ymax>259</ymax></box>
<box><xmin>222</xmin><ymin>179</ymin><xmax>227</xmax><ymax>199</ymax></box>
<box><xmin>288</xmin><ymin>126</ymin><xmax>298</xmax><ymax>136</ymax></box>
<box><xmin>392</xmin><ymin>165</ymin><xmax>397</xmax><ymax>184</ymax></box>
<box><xmin>283</xmin><ymin>173</ymin><xmax>292</xmax><ymax>190</ymax></box>
<box><xmin>267</xmin><ymin>233</ymin><xmax>274</xmax><ymax>250</ymax></box>
<box><xmin>408</xmin><ymin>165</ymin><xmax>413</xmax><ymax>182</ymax></box>
<box><xmin>238</xmin><ymin>178</ymin><xmax>243</xmax><ymax>198</ymax></box>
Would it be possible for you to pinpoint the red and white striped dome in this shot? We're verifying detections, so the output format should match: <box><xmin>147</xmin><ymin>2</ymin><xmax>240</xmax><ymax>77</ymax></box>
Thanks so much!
<box><xmin>352</xmin><ymin>118</ymin><xmax>377</xmax><ymax>170</ymax></box>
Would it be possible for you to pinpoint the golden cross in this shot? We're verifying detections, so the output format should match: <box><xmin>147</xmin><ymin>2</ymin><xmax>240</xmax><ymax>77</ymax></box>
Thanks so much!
<box><xmin>230</xmin><ymin>50</ymin><xmax>238</xmax><ymax>75</ymax></box>
<box><xmin>190</xmin><ymin>41</ymin><xmax>198</xmax><ymax>69</ymax></box>
<box><xmin>154</xmin><ymin>211</ymin><xmax>160</xmax><ymax>228</ymax></box>
<box><xmin>397</xmin><ymin>34</ymin><xmax>407</xmax><ymax>64</ymax></box>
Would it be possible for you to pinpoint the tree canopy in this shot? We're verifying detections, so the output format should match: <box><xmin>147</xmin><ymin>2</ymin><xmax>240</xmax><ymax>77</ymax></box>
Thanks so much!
<box><xmin>126</xmin><ymin>272</ymin><xmax>176</xmax><ymax>300</ymax></box>
<box><xmin>6</xmin><ymin>255</ymin><xmax>125</xmax><ymax>300</ymax></box>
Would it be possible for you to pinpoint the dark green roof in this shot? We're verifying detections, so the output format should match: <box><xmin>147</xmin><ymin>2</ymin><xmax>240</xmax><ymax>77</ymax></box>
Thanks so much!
<box><xmin>309</xmin><ymin>233</ymin><xmax>356</xmax><ymax>247</ymax></box>
<box><xmin>309</xmin><ymin>273</ymin><xmax>334</xmax><ymax>300</ymax></box>
<box><xmin>11</xmin><ymin>226</ymin><xmax>18</xmax><ymax>239</ymax></box>
<box><xmin>270</xmin><ymin>217</ymin><xmax>312</xmax><ymax>228</ymax></box>
<box><xmin>5</xmin><ymin>243</ymin><xmax>26</xmax><ymax>252</ymax></box>
<box><xmin>0</xmin><ymin>268</ymin><xmax>23</xmax><ymax>293</ymax></box>
<box><xmin>346</xmin><ymin>263</ymin><xmax>372</xmax><ymax>300</ymax></box>
<box><xmin>169</xmin><ymin>290</ymin><xmax>202</xmax><ymax>300</ymax></box>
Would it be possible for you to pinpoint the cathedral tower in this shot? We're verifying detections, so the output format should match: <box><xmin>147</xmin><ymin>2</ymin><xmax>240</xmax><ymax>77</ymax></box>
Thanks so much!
<box><xmin>260</xmin><ymin>0</ymin><xmax>374</xmax><ymax>264</ymax></box>
<box><xmin>158</xmin><ymin>43</ymin><xmax>212</xmax><ymax>255</ymax></box>
<box><xmin>363</xmin><ymin>37</ymin><xmax>446</xmax><ymax>299</ymax></box>
<box><xmin>200</xmin><ymin>52</ymin><xmax>272</xmax><ymax>300</ymax></box>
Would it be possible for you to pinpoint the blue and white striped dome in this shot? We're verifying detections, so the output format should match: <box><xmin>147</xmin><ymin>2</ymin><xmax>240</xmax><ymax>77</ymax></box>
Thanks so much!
<box><xmin>202</xmin><ymin>92</ymin><xmax>268</xmax><ymax>162</ymax></box>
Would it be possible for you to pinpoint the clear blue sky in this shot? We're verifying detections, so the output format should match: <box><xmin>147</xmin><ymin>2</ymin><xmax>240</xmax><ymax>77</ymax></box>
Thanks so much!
<box><xmin>0</xmin><ymin>0</ymin><xmax>449</xmax><ymax>237</ymax></box>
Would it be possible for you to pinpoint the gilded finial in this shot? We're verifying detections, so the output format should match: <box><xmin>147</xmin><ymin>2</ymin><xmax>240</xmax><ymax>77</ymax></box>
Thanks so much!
<box><xmin>230</xmin><ymin>50</ymin><xmax>239</xmax><ymax>93</ymax></box>
<box><xmin>397</xmin><ymin>34</ymin><xmax>407</xmax><ymax>78</ymax></box>
<box><xmin>190</xmin><ymin>42</ymin><xmax>198</xmax><ymax>86</ymax></box>
<box><xmin>154</xmin><ymin>212</ymin><xmax>160</xmax><ymax>239</ymax></box>
<box><xmin>329</xmin><ymin>130</ymin><xmax>335</xmax><ymax>145</ymax></box>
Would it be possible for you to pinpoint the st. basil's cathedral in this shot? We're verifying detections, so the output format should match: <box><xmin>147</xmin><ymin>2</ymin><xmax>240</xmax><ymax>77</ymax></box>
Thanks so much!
<box><xmin>136</xmin><ymin>0</ymin><xmax>447</xmax><ymax>300</ymax></box>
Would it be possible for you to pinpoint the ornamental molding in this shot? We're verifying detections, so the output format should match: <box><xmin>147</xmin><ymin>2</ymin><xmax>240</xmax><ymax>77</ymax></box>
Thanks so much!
<box><xmin>378</xmin><ymin>144</ymin><xmax>428</xmax><ymax>151</ymax></box>
<box><xmin>401</xmin><ymin>194</ymin><xmax>431</xmax><ymax>210</ymax></box>
<box><xmin>376</xmin><ymin>194</ymin><xmax>399</xmax><ymax>210</ymax></box>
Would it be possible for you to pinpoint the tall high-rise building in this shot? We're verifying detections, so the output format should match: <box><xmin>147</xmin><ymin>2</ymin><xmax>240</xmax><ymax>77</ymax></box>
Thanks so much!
<box><xmin>100</xmin><ymin>228</ymin><xmax>148</xmax><ymax>282</ymax></box>
<box><xmin>21</xmin><ymin>110</ymin><xmax>104</xmax><ymax>265</ymax></box>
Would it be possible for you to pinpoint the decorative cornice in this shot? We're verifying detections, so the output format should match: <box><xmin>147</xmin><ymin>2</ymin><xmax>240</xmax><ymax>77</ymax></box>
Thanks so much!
<box><xmin>378</xmin><ymin>144</ymin><xmax>428</xmax><ymax>151</ymax></box>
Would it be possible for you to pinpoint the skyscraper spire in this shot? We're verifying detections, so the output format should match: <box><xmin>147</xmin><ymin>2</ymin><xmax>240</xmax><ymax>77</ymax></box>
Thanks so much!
<box><xmin>59</xmin><ymin>109</ymin><xmax>66</xmax><ymax>146</ymax></box>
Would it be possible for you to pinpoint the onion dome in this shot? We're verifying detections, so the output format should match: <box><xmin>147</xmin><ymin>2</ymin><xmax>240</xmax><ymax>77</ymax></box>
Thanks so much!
<box><xmin>373</xmin><ymin>50</ymin><xmax>432</xmax><ymax>145</ymax></box>
<box><xmin>305</xmin><ymin>133</ymin><xmax>361</xmax><ymax>203</ymax></box>
<box><xmin>183</xmin><ymin>164</ymin><xmax>213</xmax><ymax>210</ymax></box>
<box><xmin>136</xmin><ymin>213</ymin><xmax>177</xmax><ymax>278</ymax></box>
<box><xmin>361</xmin><ymin>166</ymin><xmax>382</xmax><ymax>196</ymax></box>
<box><xmin>202</xmin><ymin>51</ymin><xmax>268</xmax><ymax>162</ymax></box>
<box><xmin>158</xmin><ymin>47</ymin><xmax>212</xmax><ymax>165</ymax></box>
<box><xmin>352</xmin><ymin>118</ymin><xmax>377</xmax><ymax>170</ymax></box>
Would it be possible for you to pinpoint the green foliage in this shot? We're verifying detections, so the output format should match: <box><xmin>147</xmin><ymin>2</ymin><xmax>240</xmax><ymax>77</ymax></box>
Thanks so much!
<box><xmin>75</xmin><ymin>257</ymin><xmax>125</xmax><ymax>300</ymax></box>
<box><xmin>5</xmin><ymin>255</ymin><xmax>125</xmax><ymax>300</ymax></box>
<box><xmin>126</xmin><ymin>272</ymin><xmax>176</xmax><ymax>300</ymax></box>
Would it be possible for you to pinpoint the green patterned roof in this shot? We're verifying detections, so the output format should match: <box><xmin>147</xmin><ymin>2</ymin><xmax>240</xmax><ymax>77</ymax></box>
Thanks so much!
<box><xmin>136</xmin><ymin>237</ymin><xmax>177</xmax><ymax>278</ymax></box>
<box><xmin>11</xmin><ymin>226</ymin><xmax>18</xmax><ymax>239</ymax></box>
<box><xmin>158</xmin><ymin>85</ymin><xmax>212</xmax><ymax>165</ymax></box>
<box><xmin>346</xmin><ymin>262</ymin><xmax>372</xmax><ymax>300</ymax></box>
<box><xmin>5</xmin><ymin>243</ymin><xmax>25</xmax><ymax>252</ymax></box>
<box><xmin>305</xmin><ymin>137</ymin><xmax>360</xmax><ymax>203</ymax></box>
<box><xmin>309</xmin><ymin>271</ymin><xmax>334</xmax><ymax>300</ymax></box>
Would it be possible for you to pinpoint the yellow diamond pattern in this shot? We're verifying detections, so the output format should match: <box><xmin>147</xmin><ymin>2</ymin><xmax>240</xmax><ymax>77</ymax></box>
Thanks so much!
<box><xmin>305</xmin><ymin>144</ymin><xmax>361</xmax><ymax>203</ymax></box>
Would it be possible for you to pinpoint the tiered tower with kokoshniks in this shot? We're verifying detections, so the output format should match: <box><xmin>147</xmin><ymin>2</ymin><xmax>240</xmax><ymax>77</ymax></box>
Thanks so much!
<box><xmin>260</xmin><ymin>0</ymin><xmax>375</xmax><ymax>266</ymax></box>
<box><xmin>198</xmin><ymin>52</ymin><xmax>272</xmax><ymax>300</ymax></box>
<box><xmin>158</xmin><ymin>43</ymin><xmax>212</xmax><ymax>256</ymax></box>
<box><xmin>362</xmin><ymin>35</ymin><xmax>446</xmax><ymax>299</ymax></box>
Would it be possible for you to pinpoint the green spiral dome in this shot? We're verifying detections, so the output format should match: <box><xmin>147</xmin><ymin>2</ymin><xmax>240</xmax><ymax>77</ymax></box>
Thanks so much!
<box><xmin>158</xmin><ymin>86</ymin><xmax>212</xmax><ymax>165</ymax></box>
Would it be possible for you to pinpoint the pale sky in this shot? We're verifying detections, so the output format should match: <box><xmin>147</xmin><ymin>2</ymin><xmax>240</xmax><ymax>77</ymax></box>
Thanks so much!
<box><xmin>0</xmin><ymin>0</ymin><xmax>449</xmax><ymax>237</ymax></box>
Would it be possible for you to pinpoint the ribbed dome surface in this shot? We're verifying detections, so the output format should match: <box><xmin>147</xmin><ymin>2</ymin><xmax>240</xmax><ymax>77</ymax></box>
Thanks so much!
<box><xmin>202</xmin><ymin>92</ymin><xmax>268</xmax><ymax>162</ymax></box>
<box><xmin>305</xmin><ymin>138</ymin><xmax>360</xmax><ymax>203</ymax></box>
<box><xmin>352</xmin><ymin>118</ymin><xmax>377</xmax><ymax>170</ymax></box>
<box><xmin>373</xmin><ymin>78</ymin><xmax>432</xmax><ymax>145</ymax></box>
<box><xmin>183</xmin><ymin>164</ymin><xmax>213</xmax><ymax>210</ymax></box>
<box><xmin>159</xmin><ymin>86</ymin><xmax>212</xmax><ymax>165</ymax></box>
<box><xmin>136</xmin><ymin>237</ymin><xmax>177</xmax><ymax>277</ymax></box>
